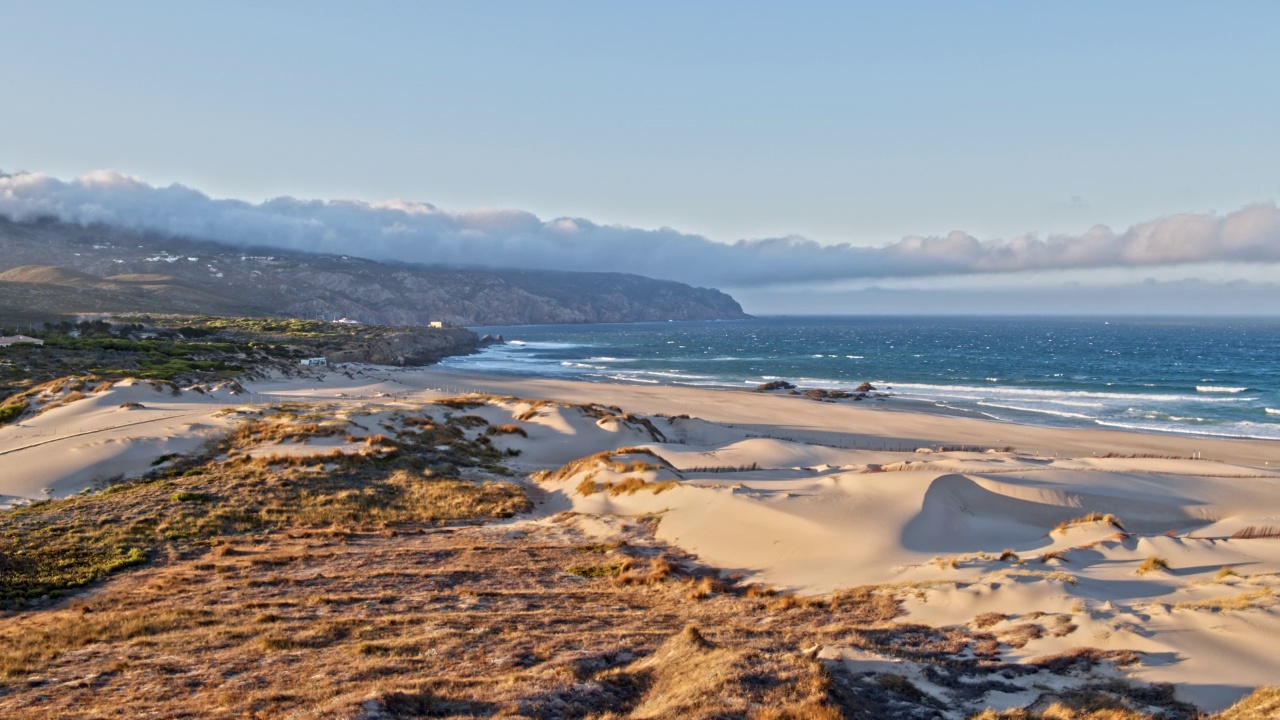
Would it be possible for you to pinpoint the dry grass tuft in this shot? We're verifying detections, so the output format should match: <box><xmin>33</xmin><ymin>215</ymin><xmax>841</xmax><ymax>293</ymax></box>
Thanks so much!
<box><xmin>972</xmin><ymin>612</ymin><xmax>1007</xmax><ymax>629</ymax></box>
<box><xmin>1135</xmin><ymin>555</ymin><xmax>1171</xmax><ymax>575</ymax></box>
<box><xmin>615</xmin><ymin>557</ymin><xmax>676</xmax><ymax>586</ymax></box>
<box><xmin>1174</xmin><ymin>587</ymin><xmax>1273</xmax><ymax>612</ymax></box>
<box><xmin>999</xmin><ymin>548</ymin><xmax>1023</xmax><ymax>564</ymax></box>
<box><xmin>485</xmin><ymin>423</ymin><xmax>528</xmax><ymax>438</ymax></box>
<box><xmin>606</xmin><ymin>476</ymin><xmax>680</xmax><ymax>497</ymax></box>
<box><xmin>998</xmin><ymin>622</ymin><xmax>1044</xmax><ymax>648</ymax></box>
<box><xmin>451</xmin><ymin>413</ymin><xmax>489</xmax><ymax>429</ymax></box>
<box><xmin>684</xmin><ymin>575</ymin><xmax>728</xmax><ymax>600</ymax></box>
<box><xmin>1053</xmin><ymin>512</ymin><xmax>1126</xmax><ymax>535</ymax></box>
<box><xmin>1038</xmin><ymin>550</ymin><xmax>1070</xmax><ymax>564</ymax></box>
<box><xmin>1216</xmin><ymin>686</ymin><xmax>1280</xmax><ymax>720</ymax></box>
<box><xmin>546</xmin><ymin>447</ymin><xmax>676</xmax><ymax>486</ymax></box>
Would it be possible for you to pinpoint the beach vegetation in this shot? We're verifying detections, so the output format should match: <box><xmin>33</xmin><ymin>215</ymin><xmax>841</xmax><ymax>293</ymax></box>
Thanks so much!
<box><xmin>684</xmin><ymin>575</ymin><xmax>727</xmax><ymax>600</ymax></box>
<box><xmin>1216</xmin><ymin>566</ymin><xmax>1239</xmax><ymax>580</ymax></box>
<box><xmin>432</xmin><ymin>396</ymin><xmax>488</xmax><ymax>410</ymax></box>
<box><xmin>932</xmin><ymin>556</ymin><xmax>961</xmax><ymax>570</ymax></box>
<box><xmin>1001</xmin><ymin>568</ymin><xmax>1078</xmax><ymax>585</ymax></box>
<box><xmin>876</xmin><ymin>673</ymin><xmax>933</xmax><ymax>703</ymax></box>
<box><xmin>1053</xmin><ymin>512</ymin><xmax>1126</xmax><ymax>534</ymax></box>
<box><xmin>513</xmin><ymin>399</ymin><xmax>556</xmax><ymax>421</ymax></box>
<box><xmin>972</xmin><ymin>612</ymin><xmax>1007</xmax><ymax>629</ymax></box>
<box><xmin>0</xmin><ymin>400</ymin><xmax>26</xmax><ymax>424</ymax></box>
<box><xmin>0</xmin><ymin>403</ymin><xmax>531</xmax><ymax>608</ymax></box>
<box><xmin>615</xmin><ymin>557</ymin><xmax>675</xmax><ymax>586</ymax></box>
<box><xmin>573</xmin><ymin>541</ymin><xmax>625</xmax><ymax>554</ymax></box>
<box><xmin>544</xmin><ymin>447</ymin><xmax>674</xmax><ymax>485</ymax></box>
<box><xmin>607</xmin><ymin>476</ymin><xmax>679</xmax><ymax>496</ymax></box>
<box><xmin>1174</xmin><ymin>588</ymin><xmax>1273</xmax><ymax>612</ymax></box>
<box><xmin>566</xmin><ymin>561</ymin><xmax>630</xmax><ymax>578</ymax></box>
<box><xmin>1038</xmin><ymin>550</ymin><xmax>1070</xmax><ymax>563</ymax></box>
<box><xmin>450</xmin><ymin>413</ymin><xmax>489</xmax><ymax>428</ymax></box>
<box><xmin>171</xmin><ymin>491</ymin><xmax>206</xmax><ymax>503</ymax></box>
<box><xmin>485</xmin><ymin>423</ymin><xmax>528</xmax><ymax>437</ymax></box>
<box><xmin>1136</xmin><ymin>555</ymin><xmax>1171</xmax><ymax>575</ymax></box>
<box><xmin>998</xmin><ymin>622</ymin><xmax>1044</xmax><ymax>648</ymax></box>
<box><xmin>1050</xmin><ymin>614</ymin><xmax>1078</xmax><ymax>637</ymax></box>
<box><xmin>1215</xmin><ymin>687</ymin><xmax>1280</xmax><ymax>719</ymax></box>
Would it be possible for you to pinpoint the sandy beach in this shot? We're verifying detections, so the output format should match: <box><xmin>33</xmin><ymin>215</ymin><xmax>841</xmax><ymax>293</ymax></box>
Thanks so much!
<box><xmin>3</xmin><ymin>364</ymin><xmax>1279</xmax><ymax>712</ymax></box>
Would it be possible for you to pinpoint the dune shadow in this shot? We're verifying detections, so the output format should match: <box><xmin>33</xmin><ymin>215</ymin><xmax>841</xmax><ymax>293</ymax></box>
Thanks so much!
<box><xmin>901</xmin><ymin>474</ymin><xmax>1204</xmax><ymax>553</ymax></box>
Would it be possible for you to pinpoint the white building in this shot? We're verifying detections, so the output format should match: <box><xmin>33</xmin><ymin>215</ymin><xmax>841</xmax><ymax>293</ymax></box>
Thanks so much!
<box><xmin>0</xmin><ymin>335</ymin><xmax>44</xmax><ymax>347</ymax></box>
<box><xmin>299</xmin><ymin>357</ymin><xmax>328</xmax><ymax>366</ymax></box>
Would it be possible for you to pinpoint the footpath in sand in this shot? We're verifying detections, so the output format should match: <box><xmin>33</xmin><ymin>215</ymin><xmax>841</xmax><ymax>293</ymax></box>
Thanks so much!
<box><xmin>3</xmin><ymin>365</ymin><xmax>1279</xmax><ymax>713</ymax></box>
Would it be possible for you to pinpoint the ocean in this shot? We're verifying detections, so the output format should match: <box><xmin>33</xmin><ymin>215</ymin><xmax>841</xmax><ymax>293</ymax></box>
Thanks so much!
<box><xmin>440</xmin><ymin>316</ymin><xmax>1280</xmax><ymax>441</ymax></box>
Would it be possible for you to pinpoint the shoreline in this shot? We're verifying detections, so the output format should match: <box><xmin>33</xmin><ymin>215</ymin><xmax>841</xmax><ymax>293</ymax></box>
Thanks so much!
<box><xmin>407</xmin><ymin>365</ymin><xmax>1280</xmax><ymax>466</ymax></box>
<box><xmin>448</xmin><ymin>315</ymin><xmax>1280</xmax><ymax>443</ymax></box>
<box><xmin>442</xmin><ymin>359</ymin><xmax>1280</xmax><ymax>443</ymax></box>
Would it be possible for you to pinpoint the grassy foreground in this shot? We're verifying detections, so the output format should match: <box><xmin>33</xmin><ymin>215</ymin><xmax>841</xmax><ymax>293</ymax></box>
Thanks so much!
<box><xmin>1</xmin><ymin>393</ymin><xmax>1276</xmax><ymax>719</ymax></box>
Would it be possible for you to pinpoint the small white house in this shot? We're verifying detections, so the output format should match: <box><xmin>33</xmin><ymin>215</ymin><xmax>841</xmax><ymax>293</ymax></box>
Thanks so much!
<box><xmin>0</xmin><ymin>335</ymin><xmax>44</xmax><ymax>347</ymax></box>
<box><xmin>299</xmin><ymin>357</ymin><xmax>328</xmax><ymax>366</ymax></box>
<box><xmin>428</xmin><ymin>321</ymin><xmax>445</xmax><ymax>329</ymax></box>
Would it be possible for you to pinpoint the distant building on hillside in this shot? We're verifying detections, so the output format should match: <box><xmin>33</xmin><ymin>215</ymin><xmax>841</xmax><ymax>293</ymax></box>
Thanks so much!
<box><xmin>428</xmin><ymin>321</ymin><xmax>446</xmax><ymax>329</ymax></box>
<box><xmin>299</xmin><ymin>357</ymin><xmax>327</xmax><ymax>366</ymax></box>
<box><xmin>0</xmin><ymin>335</ymin><xmax>44</xmax><ymax>347</ymax></box>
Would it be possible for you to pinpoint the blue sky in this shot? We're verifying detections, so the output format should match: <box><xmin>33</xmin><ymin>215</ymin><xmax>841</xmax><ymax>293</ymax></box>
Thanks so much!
<box><xmin>3</xmin><ymin>1</ymin><xmax>1280</xmax><ymax>312</ymax></box>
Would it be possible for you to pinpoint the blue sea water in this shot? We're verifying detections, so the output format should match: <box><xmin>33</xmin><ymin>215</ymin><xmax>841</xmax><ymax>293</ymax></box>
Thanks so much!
<box><xmin>441</xmin><ymin>316</ymin><xmax>1280</xmax><ymax>441</ymax></box>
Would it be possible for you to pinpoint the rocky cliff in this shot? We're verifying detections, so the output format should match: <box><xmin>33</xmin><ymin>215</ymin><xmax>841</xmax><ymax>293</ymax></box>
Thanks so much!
<box><xmin>323</xmin><ymin>327</ymin><xmax>481</xmax><ymax>366</ymax></box>
<box><xmin>0</xmin><ymin>218</ymin><xmax>750</xmax><ymax>326</ymax></box>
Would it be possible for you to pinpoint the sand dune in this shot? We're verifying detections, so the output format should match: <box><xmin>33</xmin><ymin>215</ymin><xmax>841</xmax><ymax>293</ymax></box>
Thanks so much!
<box><xmin>3</xmin><ymin>365</ymin><xmax>1278</xmax><ymax>711</ymax></box>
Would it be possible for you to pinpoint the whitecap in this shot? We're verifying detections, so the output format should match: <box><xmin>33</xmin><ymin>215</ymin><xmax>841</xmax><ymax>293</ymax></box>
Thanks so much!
<box><xmin>976</xmin><ymin>402</ymin><xmax>1095</xmax><ymax>421</ymax></box>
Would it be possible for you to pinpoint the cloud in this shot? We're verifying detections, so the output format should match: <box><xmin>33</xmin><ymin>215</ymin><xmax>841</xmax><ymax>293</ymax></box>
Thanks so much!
<box><xmin>2</xmin><ymin>169</ymin><xmax>1278</xmax><ymax>288</ymax></box>
<box><xmin>734</xmin><ymin>277</ymin><xmax>1280</xmax><ymax>316</ymax></box>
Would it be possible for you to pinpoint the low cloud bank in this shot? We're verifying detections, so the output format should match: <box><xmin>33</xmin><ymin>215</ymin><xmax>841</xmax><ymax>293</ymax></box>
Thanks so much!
<box><xmin>735</xmin><ymin>278</ymin><xmax>1280</xmax><ymax>316</ymax></box>
<box><xmin>2</xmin><ymin>170</ymin><xmax>1278</xmax><ymax>287</ymax></box>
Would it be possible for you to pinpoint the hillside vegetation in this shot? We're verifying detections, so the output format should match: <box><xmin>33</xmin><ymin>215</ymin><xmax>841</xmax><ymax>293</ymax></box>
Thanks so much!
<box><xmin>0</xmin><ymin>316</ymin><xmax>479</xmax><ymax>408</ymax></box>
<box><xmin>0</xmin><ymin>217</ymin><xmax>749</xmax><ymax>326</ymax></box>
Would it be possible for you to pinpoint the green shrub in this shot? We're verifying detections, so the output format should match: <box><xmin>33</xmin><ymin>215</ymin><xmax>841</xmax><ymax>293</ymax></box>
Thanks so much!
<box><xmin>0</xmin><ymin>401</ymin><xmax>27</xmax><ymax>425</ymax></box>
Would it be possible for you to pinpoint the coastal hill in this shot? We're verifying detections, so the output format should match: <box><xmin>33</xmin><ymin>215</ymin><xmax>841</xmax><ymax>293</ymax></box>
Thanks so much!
<box><xmin>0</xmin><ymin>217</ymin><xmax>749</xmax><ymax>326</ymax></box>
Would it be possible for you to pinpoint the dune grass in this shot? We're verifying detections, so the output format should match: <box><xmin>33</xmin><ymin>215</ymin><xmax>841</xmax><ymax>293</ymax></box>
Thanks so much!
<box><xmin>1174</xmin><ymin>588</ymin><xmax>1273</xmax><ymax>612</ymax></box>
<box><xmin>0</xmin><ymin>406</ymin><xmax>530</xmax><ymax>607</ymax></box>
<box><xmin>1136</xmin><ymin>555</ymin><xmax>1171</xmax><ymax>575</ymax></box>
<box><xmin>1053</xmin><ymin>512</ymin><xmax>1126</xmax><ymax>535</ymax></box>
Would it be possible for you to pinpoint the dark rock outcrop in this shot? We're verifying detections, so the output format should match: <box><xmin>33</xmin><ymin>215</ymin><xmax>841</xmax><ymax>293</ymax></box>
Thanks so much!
<box><xmin>324</xmin><ymin>328</ymin><xmax>480</xmax><ymax>366</ymax></box>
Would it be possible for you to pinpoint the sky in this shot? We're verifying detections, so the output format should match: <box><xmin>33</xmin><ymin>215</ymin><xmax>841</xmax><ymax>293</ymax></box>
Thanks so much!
<box><xmin>3</xmin><ymin>1</ymin><xmax>1280</xmax><ymax>314</ymax></box>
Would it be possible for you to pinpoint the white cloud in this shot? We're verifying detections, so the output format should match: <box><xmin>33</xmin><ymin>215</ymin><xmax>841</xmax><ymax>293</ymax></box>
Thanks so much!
<box><xmin>2</xmin><ymin>169</ymin><xmax>1278</xmax><ymax>288</ymax></box>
